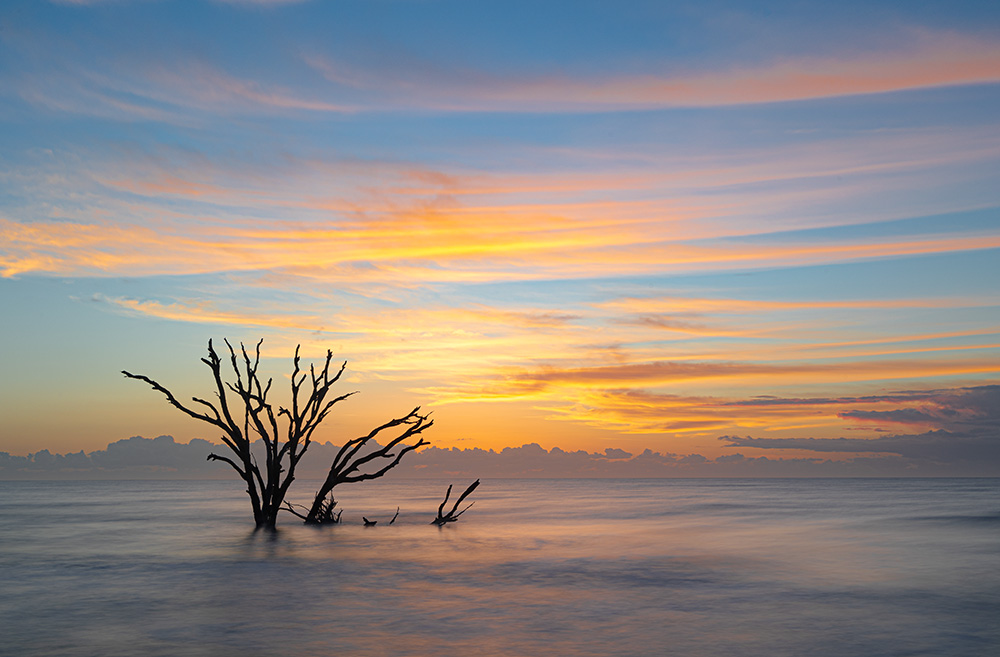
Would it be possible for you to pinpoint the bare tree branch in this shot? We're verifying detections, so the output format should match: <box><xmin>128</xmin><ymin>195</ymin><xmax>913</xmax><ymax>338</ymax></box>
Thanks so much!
<box><xmin>206</xmin><ymin>452</ymin><xmax>246</xmax><ymax>478</ymax></box>
<box><xmin>303</xmin><ymin>408</ymin><xmax>432</xmax><ymax>524</ymax></box>
<box><xmin>281</xmin><ymin>501</ymin><xmax>310</xmax><ymax>521</ymax></box>
<box><xmin>433</xmin><ymin>480</ymin><xmax>481</xmax><ymax>525</ymax></box>
<box><xmin>121</xmin><ymin>371</ymin><xmax>223</xmax><ymax>428</ymax></box>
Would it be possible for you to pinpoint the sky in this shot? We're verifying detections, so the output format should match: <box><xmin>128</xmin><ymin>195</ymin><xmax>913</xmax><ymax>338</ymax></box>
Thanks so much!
<box><xmin>1</xmin><ymin>0</ymin><xmax>999</xmax><ymax>476</ymax></box>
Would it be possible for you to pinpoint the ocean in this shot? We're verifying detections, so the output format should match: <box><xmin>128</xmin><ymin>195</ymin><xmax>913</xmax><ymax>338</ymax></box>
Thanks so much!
<box><xmin>1</xmin><ymin>478</ymin><xmax>997</xmax><ymax>656</ymax></box>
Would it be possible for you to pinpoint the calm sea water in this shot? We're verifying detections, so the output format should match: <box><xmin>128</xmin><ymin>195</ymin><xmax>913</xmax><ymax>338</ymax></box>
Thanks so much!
<box><xmin>1</xmin><ymin>478</ymin><xmax>998</xmax><ymax>656</ymax></box>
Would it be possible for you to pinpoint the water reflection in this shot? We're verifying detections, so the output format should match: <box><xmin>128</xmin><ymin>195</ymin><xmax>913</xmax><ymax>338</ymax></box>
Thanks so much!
<box><xmin>0</xmin><ymin>478</ymin><xmax>998</xmax><ymax>656</ymax></box>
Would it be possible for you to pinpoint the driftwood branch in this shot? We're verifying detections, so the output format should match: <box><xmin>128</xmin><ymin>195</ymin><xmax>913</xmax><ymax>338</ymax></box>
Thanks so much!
<box><xmin>433</xmin><ymin>479</ymin><xmax>480</xmax><ymax>525</ymax></box>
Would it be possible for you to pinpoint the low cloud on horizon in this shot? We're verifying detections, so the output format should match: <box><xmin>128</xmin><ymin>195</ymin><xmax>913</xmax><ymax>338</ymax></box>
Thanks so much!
<box><xmin>4</xmin><ymin>428</ymin><xmax>998</xmax><ymax>480</ymax></box>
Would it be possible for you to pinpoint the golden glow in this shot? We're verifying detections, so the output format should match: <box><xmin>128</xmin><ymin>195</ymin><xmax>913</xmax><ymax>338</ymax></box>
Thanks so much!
<box><xmin>3</xmin><ymin>10</ymin><xmax>999</xmax><ymax>463</ymax></box>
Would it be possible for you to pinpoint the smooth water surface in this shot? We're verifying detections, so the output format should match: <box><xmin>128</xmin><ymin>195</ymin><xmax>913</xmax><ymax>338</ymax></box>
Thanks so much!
<box><xmin>1</xmin><ymin>478</ymin><xmax>998</xmax><ymax>656</ymax></box>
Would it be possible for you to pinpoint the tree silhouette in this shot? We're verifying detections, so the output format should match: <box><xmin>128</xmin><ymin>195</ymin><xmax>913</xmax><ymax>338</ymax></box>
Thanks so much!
<box><xmin>123</xmin><ymin>339</ymin><xmax>431</xmax><ymax>530</ymax></box>
<box><xmin>432</xmin><ymin>479</ymin><xmax>480</xmax><ymax>525</ymax></box>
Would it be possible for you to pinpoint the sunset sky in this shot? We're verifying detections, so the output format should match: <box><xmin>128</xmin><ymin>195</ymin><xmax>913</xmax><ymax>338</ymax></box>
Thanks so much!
<box><xmin>2</xmin><ymin>0</ymin><xmax>999</xmax><ymax>474</ymax></box>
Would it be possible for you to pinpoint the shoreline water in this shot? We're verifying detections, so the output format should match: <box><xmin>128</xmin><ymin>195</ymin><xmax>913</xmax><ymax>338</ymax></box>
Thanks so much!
<box><xmin>2</xmin><ymin>478</ymin><xmax>998</xmax><ymax>656</ymax></box>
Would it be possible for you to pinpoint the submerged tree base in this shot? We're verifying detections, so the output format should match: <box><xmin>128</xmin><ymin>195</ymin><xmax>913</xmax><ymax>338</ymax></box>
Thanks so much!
<box><xmin>285</xmin><ymin>493</ymin><xmax>342</xmax><ymax>525</ymax></box>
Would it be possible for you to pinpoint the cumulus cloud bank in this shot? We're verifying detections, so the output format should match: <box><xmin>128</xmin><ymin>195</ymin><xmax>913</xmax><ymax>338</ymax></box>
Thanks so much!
<box><xmin>4</xmin><ymin>435</ymin><xmax>997</xmax><ymax>480</ymax></box>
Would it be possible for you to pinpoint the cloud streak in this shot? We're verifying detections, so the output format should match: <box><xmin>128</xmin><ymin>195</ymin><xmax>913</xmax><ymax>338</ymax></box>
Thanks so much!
<box><xmin>5</xmin><ymin>116</ymin><xmax>998</xmax><ymax>282</ymax></box>
<box><xmin>423</xmin><ymin>359</ymin><xmax>1000</xmax><ymax>440</ymax></box>
<box><xmin>720</xmin><ymin>431</ymin><xmax>1000</xmax><ymax>466</ymax></box>
<box><xmin>12</xmin><ymin>26</ymin><xmax>999</xmax><ymax>123</ymax></box>
<box><xmin>308</xmin><ymin>31</ymin><xmax>1000</xmax><ymax>111</ymax></box>
<box><xmin>837</xmin><ymin>385</ymin><xmax>1000</xmax><ymax>432</ymax></box>
<box><xmin>6</xmin><ymin>209</ymin><xmax>1000</xmax><ymax>281</ymax></box>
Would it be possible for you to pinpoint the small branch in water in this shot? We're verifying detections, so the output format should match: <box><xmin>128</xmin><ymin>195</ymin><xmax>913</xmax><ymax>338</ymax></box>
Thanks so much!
<box><xmin>389</xmin><ymin>506</ymin><xmax>400</xmax><ymax>525</ymax></box>
<box><xmin>432</xmin><ymin>479</ymin><xmax>480</xmax><ymax>525</ymax></box>
<box><xmin>282</xmin><ymin>501</ymin><xmax>310</xmax><ymax>521</ymax></box>
<box><xmin>292</xmin><ymin>494</ymin><xmax>341</xmax><ymax>524</ymax></box>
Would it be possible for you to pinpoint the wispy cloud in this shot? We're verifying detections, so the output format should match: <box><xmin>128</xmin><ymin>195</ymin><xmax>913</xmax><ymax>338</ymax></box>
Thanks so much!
<box><xmin>434</xmin><ymin>357</ymin><xmax>1000</xmax><ymax>395</ymax></box>
<box><xmin>5</xmin><ymin>123</ymin><xmax>1000</xmax><ymax>283</ymax></box>
<box><xmin>4</xmin><ymin>1</ymin><xmax>1000</xmax><ymax>470</ymax></box>
<box><xmin>837</xmin><ymin>385</ymin><xmax>1000</xmax><ymax>432</ymax></box>
<box><xmin>72</xmin><ymin>279</ymin><xmax>1000</xmax><ymax>440</ymax></box>
<box><xmin>141</xmin><ymin>64</ymin><xmax>355</xmax><ymax>114</ymax></box>
<box><xmin>17</xmin><ymin>27</ymin><xmax>995</xmax><ymax>122</ymax></box>
<box><xmin>9</xmin><ymin>50</ymin><xmax>353</xmax><ymax>122</ymax></box>
<box><xmin>51</xmin><ymin>1</ymin><xmax>311</xmax><ymax>9</ymax></box>
<box><xmin>720</xmin><ymin>431</ymin><xmax>1000</xmax><ymax>465</ymax></box>
<box><xmin>7</xmin><ymin>211</ymin><xmax>998</xmax><ymax>283</ymax></box>
<box><xmin>307</xmin><ymin>31</ymin><xmax>1000</xmax><ymax>111</ymax></box>
<box><xmin>4</xmin><ymin>133</ymin><xmax>998</xmax><ymax>445</ymax></box>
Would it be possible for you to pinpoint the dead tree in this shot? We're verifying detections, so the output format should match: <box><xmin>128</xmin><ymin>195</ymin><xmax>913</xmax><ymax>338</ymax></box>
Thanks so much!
<box><xmin>299</xmin><ymin>409</ymin><xmax>431</xmax><ymax>524</ymax></box>
<box><xmin>123</xmin><ymin>339</ymin><xmax>431</xmax><ymax>531</ymax></box>
<box><xmin>432</xmin><ymin>479</ymin><xmax>480</xmax><ymax>525</ymax></box>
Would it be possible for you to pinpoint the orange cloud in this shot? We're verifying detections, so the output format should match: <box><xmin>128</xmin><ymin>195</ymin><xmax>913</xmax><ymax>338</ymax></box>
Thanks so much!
<box><xmin>535</xmin><ymin>389</ymin><xmax>852</xmax><ymax>435</ymax></box>
<box><xmin>600</xmin><ymin>295</ymin><xmax>992</xmax><ymax>315</ymax></box>
<box><xmin>518</xmin><ymin>357</ymin><xmax>998</xmax><ymax>388</ymax></box>
<box><xmin>22</xmin><ymin>119</ymin><xmax>975</xmax><ymax>292</ymax></box>
<box><xmin>424</xmin><ymin>351</ymin><xmax>1000</xmax><ymax>422</ymax></box>
<box><xmin>41</xmin><ymin>271</ymin><xmax>1000</xmax><ymax>443</ymax></box>
<box><xmin>425</xmin><ymin>356</ymin><xmax>1000</xmax><ymax>438</ymax></box>
<box><xmin>6</xmin><ymin>211</ymin><xmax>999</xmax><ymax>282</ymax></box>
<box><xmin>95</xmin><ymin>294</ymin><xmax>592</xmax><ymax>381</ymax></box>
